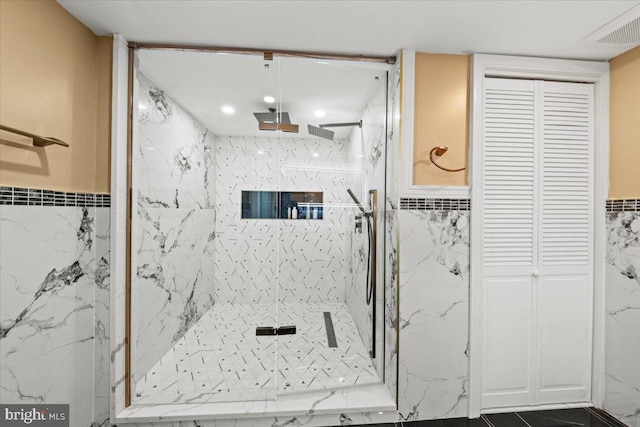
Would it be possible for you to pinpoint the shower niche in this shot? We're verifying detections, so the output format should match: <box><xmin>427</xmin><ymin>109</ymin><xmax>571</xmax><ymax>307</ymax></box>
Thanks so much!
<box><xmin>127</xmin><ymin>46</ymin><xmax>396</xmax><ymax>409</ymax></box>
<box><xmin>241</xmin><ymin>190</ymin><xmax>323</xmax><ymax>219</ymax></box>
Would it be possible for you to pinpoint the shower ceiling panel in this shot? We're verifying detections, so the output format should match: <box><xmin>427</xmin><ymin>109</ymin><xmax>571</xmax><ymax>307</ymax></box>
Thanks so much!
<box><xmin>138</xmin><ymin>49</ymin><xmax>385</xmax><ymax>139</ymax></box>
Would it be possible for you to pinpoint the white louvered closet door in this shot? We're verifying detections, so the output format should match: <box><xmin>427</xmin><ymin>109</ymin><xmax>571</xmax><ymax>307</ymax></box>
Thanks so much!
<box><xmin>536</xmin><ymin>81</ymin><xmax>594</xmax><ymax>405</ymax></box>
<box><xmin>480</xmin><ymin>78</ymin><xmax>594</xmax><ymax>409</ymax></box>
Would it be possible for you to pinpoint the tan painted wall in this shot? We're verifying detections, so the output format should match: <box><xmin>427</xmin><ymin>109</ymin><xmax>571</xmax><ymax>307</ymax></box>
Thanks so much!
<box><xmin>609</xmin><ymin>45</ymin><xmax>640</xmax><ymax>200</ymax></box>
<box><xmin>413</xmin><ymin>53</ymin><xmax>469</xmax><ymax>186</ymax></box>
<box><xmin>0</xmin><ymin>0</ymin><xmax>112</xmax><ymax>193</ymax></box>
<box><xmin>95</xmin><ymin>37</ymin><xmax>113</xmax><ymax>193</ymax></box>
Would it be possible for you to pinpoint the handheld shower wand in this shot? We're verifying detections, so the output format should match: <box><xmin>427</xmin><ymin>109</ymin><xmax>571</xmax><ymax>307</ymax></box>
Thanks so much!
<box><xmin>347</xmin><ymin>188</ymin><xmax>370</xmax><ymax>216</ymax></box>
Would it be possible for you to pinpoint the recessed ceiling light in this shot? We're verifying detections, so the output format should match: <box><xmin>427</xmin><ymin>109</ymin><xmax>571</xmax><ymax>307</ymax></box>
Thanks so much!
<box><xmin>312</xmin><ymin>152</ymin><xmax>319</xmax><ymax>157</ymax></box>
<box><xmin>264</xmin><ymin>96</ymin><xmax>275</xmax><ymax>103</ymax></box>
<box><xmin>314</xmin><ymin>110</ymin><xmax>325</xmax><ymax>118</ymax></box>
<box><xmin>138</xmin><ymin>103</ymin><xmax>147</xmax><ymax>110</ymax></box>
<box><xmin>222</xmin><ymin>106</ymin><xmax>235</xmax><ymax>114</ymax></box>
<box><xmin>257</xmin><ymin>150</ymin><xmax>264</xmax><ymax>155</ymax></box>
<box><xmin>357</xmin><ymin>154</ymin><xmax>364</xmax><ymax>158</ymax></box>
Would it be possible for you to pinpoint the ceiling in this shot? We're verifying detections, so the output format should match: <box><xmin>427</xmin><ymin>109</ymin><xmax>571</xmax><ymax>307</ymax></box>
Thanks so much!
<box><xmin>60</xmin><ymin>0</ymin><xmax>640</xmax><ymax>139</ymax></box>
<box><xmin>60</xmin><ymin>1</ymin><xmax>640</xmax><ymax>61</ymax></box>
<box><xmin>137</xmin><ymin>50</ymin><xmax>386</xmax><ymax>139</ymax></box>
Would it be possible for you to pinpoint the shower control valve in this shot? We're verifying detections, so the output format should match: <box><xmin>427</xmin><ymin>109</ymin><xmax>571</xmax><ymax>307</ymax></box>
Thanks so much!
<box><xmin>354</xmin><ymin>213</ymin><xmax>363</xmax><ymax>233</ymax></box>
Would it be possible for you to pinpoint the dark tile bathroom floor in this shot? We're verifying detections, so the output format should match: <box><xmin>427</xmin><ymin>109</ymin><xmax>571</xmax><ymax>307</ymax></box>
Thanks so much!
<box><xmin>358</xmin><ymin>408</ymin><xmax>627</xmax><ymax>427</ymax></box>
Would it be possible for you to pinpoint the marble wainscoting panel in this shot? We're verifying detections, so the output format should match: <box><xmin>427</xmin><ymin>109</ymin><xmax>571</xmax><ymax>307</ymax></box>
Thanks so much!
<box><xmin>398</xmin><ymin>209</ymin><xmax>470</xmax><ymax>421</ymax></box>
<box><xmin>604</xmin><ymin>209</ymin><xmax>640</xmax><ymax>427</ymax></box>
<box><xmin>135</xmin><ymin>72</ymin><xmax>216</xmax><ymax>210</ymax></box>
<box><xmin>214</xmin><ymin>135</ymin><xmax>348</xmax><ymax>304</ymax></box>
<box><xmin>112</xmin><ymin>187</ymin><xmax>128</xmax><ymax>419</ymax></box>
<box><xmin>383</xmin><ymin>194</ymin><xmax>399</xmax><ymax>404</ymax></box>
<box><xmin>131</xmin><ymin>206</ymin><xmax>216</xmax><ymax>388</ymax></box>
<box><xmin>0</xmin><ymin>206</ymin><xmax>99</xmax><ymax>426</ymax></box>
<box><xmin>94</xmin><ymin>207</ymin><xmax>111</xmax><ymax>427</ymax></box>
<box><xmin>383</xmin><ymin>59</ymin><xmax>401</xmax><ymax>402</ymax></box>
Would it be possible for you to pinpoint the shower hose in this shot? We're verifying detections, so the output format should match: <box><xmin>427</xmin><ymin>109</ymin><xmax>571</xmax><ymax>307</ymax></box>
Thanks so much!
<box><xmin>365</xmin><ymin>212</ymin><xmax>374</xmax><ymax>306</ymax></box>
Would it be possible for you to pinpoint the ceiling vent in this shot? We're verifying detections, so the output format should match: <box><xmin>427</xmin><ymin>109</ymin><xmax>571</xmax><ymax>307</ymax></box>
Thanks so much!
<box><xmin>582</xmin><ymin>4</ymin><xmax>640</xmax><ymax>46</ymax></box>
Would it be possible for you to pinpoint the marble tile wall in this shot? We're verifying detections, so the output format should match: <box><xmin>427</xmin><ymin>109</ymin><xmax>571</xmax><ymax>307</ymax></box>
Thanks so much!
<box><xmin>384</xmin><ymin>62</ymin><xmax>401</xmax><ymax>403</ymax></box>
<box><xmin>397</xmin><ymin>207</ymin><xmax>470</xmax><ymax>421</ymax></box>
<box><xmin>604</xmin><ymin>203</ymin><xmax>640</xmax><ymax>427</ymax></box>
<box><xmin>95</xmin><ymin>207</ymin><xmax>112</xmax><ymax>427</ymax></box>
<box><xmin>0</xmin><ymin>203</ymin><xmax>110</xmax><ymax>427</ymax></box>
<box><xmin>131</xmin><ymin>72</ymin><xmax>216</xmax><ymax>387</ymax></box>
<box><xmin>213</xmin><ymin>135</ymin><xmax>348</xmax><ymax>304</ymax></box>
<box><xmin>110</xmin><ymin>35</ymin><xmax>129</xmax><ymax>420</ymax></box>
<box><xmin>344</xmin><ymin>79</ymin><xmax>387</xmax><ymax>365</ymax></box>
<box><xmin>115</xmin><ymin>410</ymin><xmax>399</xmax><ymax>427</ymax></box>
<box><xmin>394</xmin><ymin>197</ymin><xmax>640</xmax><ymax>425</ymax></box>
<box><xmin>135</xmin><ymin>73</ymin><xmax>216</xmax><ymax>210</ymax></box>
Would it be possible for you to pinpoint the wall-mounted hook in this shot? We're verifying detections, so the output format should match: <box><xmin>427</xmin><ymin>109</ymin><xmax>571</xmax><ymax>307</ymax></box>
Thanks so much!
<box><xmin>429</xmin><ymin>146</ymin><xmax>465</xmax><ymax>172</ymax></box>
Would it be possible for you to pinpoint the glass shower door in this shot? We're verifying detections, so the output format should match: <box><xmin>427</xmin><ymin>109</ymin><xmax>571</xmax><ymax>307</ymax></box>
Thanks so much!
<box><xmin>129</xmin><ymin>49</ymin><xmax>281</xmax><ymax>404</ymax></box>
<box><xmin>274</xmin><ymin>57</ymin><xmax>388</xmax><ymax>395</ymax></box>
<box><xmin>127</xmin><ymin>47</ymin><xmax>391</xmax><ymax>405</ymax></box>
<box><xmin>208</xmin><ymin>52</ymin><xmax>281</xmax><ymax>402</ymax></box>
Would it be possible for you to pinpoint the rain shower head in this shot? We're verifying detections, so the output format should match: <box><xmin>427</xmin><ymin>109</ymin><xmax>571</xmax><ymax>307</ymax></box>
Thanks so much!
<box><xmin>307</xmin><ymin>124</ymin><xmax>335</xmax><ymax>141</ymax></box>
<box><xmin>254</xmin><ymin>109</ymin><xmax>298</xmax><ymax>133</ymax></box>
<box><xmin>308</xmin><ymin>120</ymin><xmax>362</xmax><ymax>141</ymax></box>
<box><xmin>320</xmin><ymin>120</ymin><xmax>362</xmax><ymax>129</ymax></box>
<box><xmin>253</xmin><ymin>110</ymin><xmax>292</xmax><ymax>125</ymax></box>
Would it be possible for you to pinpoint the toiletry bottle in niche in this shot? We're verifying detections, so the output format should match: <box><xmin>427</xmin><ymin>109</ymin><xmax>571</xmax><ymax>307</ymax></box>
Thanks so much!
<box><xmin>312</xmin><ymin>207</ymin><xmax>318</xmax><ymax>219</ymax></box>
<box><xmin>292</xmin><ymin>206</ymin><xmax>298</xmax><ymax>219</ymax></box>
<box><xmin>287</xmin><ymin>206</ymin><xmax>292</xmax><ymax>219</ymax></box>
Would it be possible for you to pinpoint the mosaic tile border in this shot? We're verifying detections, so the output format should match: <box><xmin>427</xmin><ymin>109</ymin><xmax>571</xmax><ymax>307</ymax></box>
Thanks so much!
<box><xmin>400</xmin><ymin>197</ymin><xmax>470</xmax><ymax>211</ymax></box>
<box><xmin>606</xmin><ymin>199</ymin><xmax>640</xmax><ymax>212</ymax></box>
<box><xmin>400</xmin><ymin>198</ymin><xmax>640</xmax><ymax>212</ymax></box>
<box><xmin>0</xmin><ymin>186</ymin><xmax>110</xmax><ymax>207</ymax></box>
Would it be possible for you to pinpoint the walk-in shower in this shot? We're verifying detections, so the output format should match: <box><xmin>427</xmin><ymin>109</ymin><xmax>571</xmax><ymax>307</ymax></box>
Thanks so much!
<box><xmin>127</xmin><ymin>47</ymin><xmax>395</xmax><ymax>406</ymax></box>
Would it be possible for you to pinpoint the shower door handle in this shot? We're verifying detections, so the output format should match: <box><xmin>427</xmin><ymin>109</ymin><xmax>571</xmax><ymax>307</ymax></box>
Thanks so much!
<box><xmin>369</xmin><ymin>189</ymin><xmax>377</xmax><ymax>359</ymax></box>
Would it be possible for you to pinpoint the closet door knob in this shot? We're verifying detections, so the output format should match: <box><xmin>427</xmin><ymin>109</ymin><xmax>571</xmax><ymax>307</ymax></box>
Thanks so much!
<box><xmin>532</xmin><ymin>271</ymin><xmax>540</xmax><ymax>277</ymax></box>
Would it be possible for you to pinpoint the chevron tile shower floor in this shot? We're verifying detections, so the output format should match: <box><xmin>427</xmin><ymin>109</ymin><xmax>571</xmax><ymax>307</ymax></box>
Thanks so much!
<box><xmin>133</xmin><ymin>303</ymin><xmax>380</xmax><ymax>404</ymax></box>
